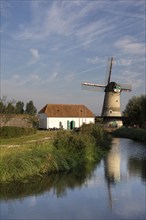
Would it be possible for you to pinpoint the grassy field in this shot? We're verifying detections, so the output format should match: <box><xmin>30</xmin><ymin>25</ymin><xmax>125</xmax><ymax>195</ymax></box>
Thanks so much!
<box><xmin>0</xmin><ymin>124</ymin><xmax>112</xmax><ymax>183</ymax></box>
<box><xmin>0</xmin><ymin>130</ymin><xmax>55</xmax><ymax>146</ymax></box>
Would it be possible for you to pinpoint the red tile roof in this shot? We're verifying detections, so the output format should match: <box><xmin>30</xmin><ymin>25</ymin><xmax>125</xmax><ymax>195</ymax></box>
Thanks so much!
<box><xmin>39</xmin><ymin>104</ymin><xmax>94</xmax><ymax>118</ymax></box>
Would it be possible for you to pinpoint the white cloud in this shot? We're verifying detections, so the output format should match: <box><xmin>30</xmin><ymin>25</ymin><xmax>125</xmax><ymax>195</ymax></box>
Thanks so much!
<box><xmin>30</xmin><ymin>48</ymin><xmax>39</xmax><ymax>59</ymax></box>
<box><xmin>87</xmin><ymin>56</ymin><xmax>108</xmax><ymax>65</ymax></box>
<box><xmin>29</xmin><ymin>74</ymin><xmax>40</xmax><ymax>82</ymax></box>
<box><xmin>115</xmin><ymin>70</ymin><xmax>143</xmax><ymax>90</ymax></box>
<box><xmin>14</xmin><ymin>1</ymin><xmax>73</xmax><ymax>40</ymax></box>
<box><xmin>114</xmin><ymin>36</ymin><xmax>145</xmax><ymax>55</ymax></box>
<box><xmin>115</xmin><ymin>58</ymin><xmax>133</xmax><ymax>66</ymax></box>
<box><xmin>76</xmin><ymin>20</ymin><xmax>114</xmax><ymax>42</ymax></box>
<box><xmin>50</xmin><ymin>44</ymin><xmax>62</xmax><ymax>52</ymax></box>
<box><xmin>51</xmin><ymin>72</ymin><xmax>59</xmax><ymax>81</ymax></box>
<box><xmin>87</xmin><ymin>56</ymin><xmax>99</xmax><ymax>65</ymax></box>
<box><xmin>2</xmin><ymin>1</ymin><xmax>145</xmax><ymax>114</ymax></box>
<box><xmin>87</xmin><ymin>57</ymin><xmax>133</xmax><ymax>66</ymax></box>
<box><xmin>13</xmin><ymin>1</ymin><xmax>113</xmax><ymax>45</ymax></box>
<box><xmin>29</xmin><ymin>48</ymin><xmax>40</xmax><ymax>64</ymax></box>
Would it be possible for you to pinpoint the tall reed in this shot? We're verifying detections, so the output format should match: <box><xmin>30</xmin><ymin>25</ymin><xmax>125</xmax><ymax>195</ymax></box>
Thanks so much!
<box><xmin>1</xmin><ymin>124</ymin><xmax>112</xmax><ymax>183</ymax></box>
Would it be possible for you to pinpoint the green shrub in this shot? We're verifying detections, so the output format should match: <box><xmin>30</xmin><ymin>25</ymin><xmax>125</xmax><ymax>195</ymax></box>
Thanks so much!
<box><xmin>0</xmin><ymin>126</ymin><xmax>36</xmax><ymax>138</ymax></box>
<box><xmin>112</xmin><ymin>127</ymin><xmax>146</xmax><ymax>144</ymax></box>
<box><xmin>54</xmin><ymin>124</ymin><xmax>111</xmax><ymax>166</ymax></box>
<box><xmin>80</xmin><ymin>123</ymin><xmax>111</xmax><ymax>149</ymax></box>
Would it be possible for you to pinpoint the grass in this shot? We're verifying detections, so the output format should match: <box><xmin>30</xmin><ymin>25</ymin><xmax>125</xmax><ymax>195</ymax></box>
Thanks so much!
<box><xmin>0</xmin><ymin>126</ymin><xmax>36</xmax><ymax>138</ymax></box>
<box><xmin>0</xmin><ymin>130</ymin><xmax>55</xmax><ymax>145</ymax></box>
<box><xmin>0</xmin><ymin>124</ymin><xmax>112</xmax><ymax>183</ymax></box>
<box><xmin>1</xmin><ymin>143</ymin><xmax>53</xmax><ymax>182</ymax></box>
<box><xmin>112</xmin><ymin>127</ymin><xmax>146</xmax><ymax>144</ymax></box>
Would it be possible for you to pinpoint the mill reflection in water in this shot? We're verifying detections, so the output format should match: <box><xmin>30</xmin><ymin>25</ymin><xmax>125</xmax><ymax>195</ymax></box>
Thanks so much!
<box><xmin>104</xmin><ymin>138</ymin><xmax>121</xmax><ymax>183</ymax></box>
<box><xmin>1</xmin><ymin>138</ymin><xmax>146</xmax><ymax>220</ymax></box>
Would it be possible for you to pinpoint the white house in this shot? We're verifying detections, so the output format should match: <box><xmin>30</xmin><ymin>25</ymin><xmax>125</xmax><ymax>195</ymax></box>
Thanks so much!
<box><xmin>38</xmin><ymin>104</ymin><xmax>95</xmax><ymax>130</ymax></box>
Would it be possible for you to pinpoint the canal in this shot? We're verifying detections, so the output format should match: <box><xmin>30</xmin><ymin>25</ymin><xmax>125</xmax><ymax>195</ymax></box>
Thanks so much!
<box><xmin>1</xmin><ymin>138</ymin><xmax>146</xmax><ymax>220</ymax></box>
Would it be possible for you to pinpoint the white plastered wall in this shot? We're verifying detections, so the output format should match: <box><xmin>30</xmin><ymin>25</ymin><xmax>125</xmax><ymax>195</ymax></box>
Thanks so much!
<box><xmin>47</xmin><ymin>117</ymin><xmax>94</xmax><ymax>129</ymax></box>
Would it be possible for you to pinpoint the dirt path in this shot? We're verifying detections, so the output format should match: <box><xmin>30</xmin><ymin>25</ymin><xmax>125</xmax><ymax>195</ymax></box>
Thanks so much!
<box><xmin>0</xmin><ymin>137</ymin><xmax>53</xmax><ymax>148</ymax></box>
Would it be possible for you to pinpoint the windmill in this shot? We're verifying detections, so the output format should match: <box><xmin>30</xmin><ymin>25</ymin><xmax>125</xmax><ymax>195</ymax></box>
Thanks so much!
<box><xmin>81</xmin><ymin>57</ymin><xmax>132</xmax><ymax>128</ymax></box>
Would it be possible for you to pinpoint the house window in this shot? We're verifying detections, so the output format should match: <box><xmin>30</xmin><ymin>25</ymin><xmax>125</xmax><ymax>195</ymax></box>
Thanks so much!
<box><xmin>59</xmin><ymin>122</ymin><xmax>63</xmax><ymax>129</ymax></box>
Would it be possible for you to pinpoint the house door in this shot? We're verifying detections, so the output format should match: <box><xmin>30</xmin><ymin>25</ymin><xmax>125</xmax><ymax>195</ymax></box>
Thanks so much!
<box><xmin>70</xmin><ymin>121</ymin><xmax>75</xmax><ymax>130</ymax></box>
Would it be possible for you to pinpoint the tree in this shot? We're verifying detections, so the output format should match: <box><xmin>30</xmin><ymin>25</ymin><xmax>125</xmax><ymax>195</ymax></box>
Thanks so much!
<box><xmin>123</xmin><ymin>95</ymin><xmax>146</xmax><ymax>128</ymax></box>
<box><xmin>25</xmin><ymin>100</ymin><xmax>37</xmax><ymax>115</ymax></box>
<box><xmin>0</xmin><ymin>96</ymin><xmax>16</xmax><ymax>125</ymax></box>
<box><xmin>0</xmin><ymin>96</ymin><xmax>7</xmax><ymax>113</ymax></box>
<box><xmin>6</xmin><ymin>102</ymin><xmax>15</xmax><ymax>114</ymax></box>
<box><xmin>15</xmin><ymin>101</ymin><xmax>24</xmax><ymax>114</ymax></box>
<box><xmin>0</xmin><ymin>101</ymin><xmax>5</xmax><ymax>113</ymax></box>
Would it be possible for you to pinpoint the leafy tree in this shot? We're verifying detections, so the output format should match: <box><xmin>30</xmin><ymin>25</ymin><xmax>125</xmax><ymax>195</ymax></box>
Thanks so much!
<box><xmin>0</xmin><ymin>101</ymin><xmax>5</xmax><ymax>113</ymax></box>
<box><xmin>0</xmin><ymin>97</ymin><xmax>16</xmax><ymax>125</ymax></box>
<box><xmin>15</xmin><ymin>101</ymin><xmax>24</xmax><ymax>114</ymax></box>
<box><xmin>6</xmin><ymin>102</ymin><xmax>15</xmax><ymax>114</ymax></box>
<box><xmin>123</xmin><ymin>95</ymin><xmax>146</xmax><ymax>128</ymax></box>
<box><xmin>25</xmin><ymin>100</ymin><xmax>37</xmax><ymax>115</ymax></box>
<box><xmin>0</xmin><ymin>96</ymin><xmax>7</xmax><ymax>113</ymax></box>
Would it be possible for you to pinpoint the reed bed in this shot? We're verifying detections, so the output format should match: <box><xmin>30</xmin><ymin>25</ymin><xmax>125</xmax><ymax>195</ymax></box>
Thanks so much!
<box><xmin>0</xmin><ymin>124</ymin><xmax>112</xmax><ymax>183</ymax></box>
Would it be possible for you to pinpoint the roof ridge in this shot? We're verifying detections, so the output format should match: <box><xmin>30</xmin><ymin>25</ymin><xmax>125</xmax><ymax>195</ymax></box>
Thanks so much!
<box><xmin>46</xmin><ymin>104</ymin><xmax>85</xmax><ymax>106</ymax></box>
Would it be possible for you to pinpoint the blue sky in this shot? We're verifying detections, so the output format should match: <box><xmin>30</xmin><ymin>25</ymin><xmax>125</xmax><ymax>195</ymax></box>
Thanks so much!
<box><xmin>1</xmin><ymin>0</ymin><xmax>145</xmax><ymax>114</ymax></box>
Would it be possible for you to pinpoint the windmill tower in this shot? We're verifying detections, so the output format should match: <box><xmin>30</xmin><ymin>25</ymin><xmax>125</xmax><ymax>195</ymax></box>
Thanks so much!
<box><xmin>81</xmin><ymin>57</ymin><xmax>132</xmax><ymax>128</ymax></box>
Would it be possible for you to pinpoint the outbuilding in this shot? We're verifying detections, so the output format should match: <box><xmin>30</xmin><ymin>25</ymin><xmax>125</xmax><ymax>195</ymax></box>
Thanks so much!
<box><xmin>38</xmin><ymin>104</ymin><xmax>94</xmax><ymax>130</ymax></box>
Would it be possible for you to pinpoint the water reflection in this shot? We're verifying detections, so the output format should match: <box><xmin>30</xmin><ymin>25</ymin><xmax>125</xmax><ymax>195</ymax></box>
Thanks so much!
<box><xmin>128</xmin><ymin>158</ymin><xmax>146</xmax><ymax>182</ymax></box>
<box><xmin>1</xmin><ymin>139</ymin><xmax>145</xmax><ymax>201</ymax></box>
<box><xmin>0</xmin><ymin>163</ymin><xmax>99</xmax><ymax>201</ymax></box>
<box><xmin>104</xmin><ymin>139</ymin><xmax>121</xmax><ymax>210</ymax></box>
<box><xmin>1</xmin><ymin>138</ymin><xmax>146</xmax><ymax>220</ymax></box>
<box><xmin>104</xmin><ymin>138</ymin><xmax>121</xmax><ymax>184</ymax></box>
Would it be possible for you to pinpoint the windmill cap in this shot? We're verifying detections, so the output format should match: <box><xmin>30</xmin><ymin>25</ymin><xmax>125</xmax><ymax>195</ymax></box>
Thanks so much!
<box><xmin>105</xmin><ymin>82</ymin><xmax>119</xmax><ymax>92</ymax></box>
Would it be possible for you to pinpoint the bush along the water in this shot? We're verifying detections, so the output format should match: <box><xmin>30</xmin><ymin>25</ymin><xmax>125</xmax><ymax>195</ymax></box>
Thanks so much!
<box><xmin>0</xmin><ymin>126</ymin><xmax>36</xmax><ymax>138</ymax></box>
<box><xmin>54</xmin><ymin>124</ymin><xmax>112</xmax><ymax>168</ymax></box>
<box><xmin>0</xmin><ymin>124</ymin><xmax>112</xmax><ymax>183</ymax></box>
<box><xmin>112</xmin><ymin>127</ymin><xmax>146</xmax><ymax>144</ymax></box>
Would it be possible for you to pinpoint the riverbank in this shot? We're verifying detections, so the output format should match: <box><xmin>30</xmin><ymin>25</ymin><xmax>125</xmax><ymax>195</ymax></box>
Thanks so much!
<box><xmin>112</xmin><ymin>127</ymin><xmax>146</xmax><ymax>144</ymax></box>
<box><xmin>0</xmin><ymin>124</ymin><xmax>112</xmax><ymax>183</ymax></box>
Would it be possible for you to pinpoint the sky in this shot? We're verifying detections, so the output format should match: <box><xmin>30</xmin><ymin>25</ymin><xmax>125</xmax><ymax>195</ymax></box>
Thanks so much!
<box><xmin>1</xmin><ymin>0</ymin><xmax>146</xmax><ymax>115</ymax></box>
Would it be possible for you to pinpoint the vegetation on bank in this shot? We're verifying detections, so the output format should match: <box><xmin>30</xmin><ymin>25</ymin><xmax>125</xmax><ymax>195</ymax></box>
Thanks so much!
<box><xmin>123</xmin><ymin>94</ymin><xmax>146</xmax><ymax>128</ymax></box>
<box><xmin>0</xmin><ymin>124</ymin><xmax>112</xmax><ymax>183</ymax></box>
<box><xmin>0</xmin><ymin>126</ymin><xmax>36</xmax><ymax>138</ymax></box>
<box><xmin>0</xmin><ymin>164</ymin><xmax>98</xmax><ymax>200</ymax></box>
<box><xmin>0</xmin><ymin>130</ymin><xmax>55</xmax><ymax>146</ymax></box>
<box><xmin>112</xmin><ymin>127</ymin><xmax>146</xmax><ymax>144</ymax></box>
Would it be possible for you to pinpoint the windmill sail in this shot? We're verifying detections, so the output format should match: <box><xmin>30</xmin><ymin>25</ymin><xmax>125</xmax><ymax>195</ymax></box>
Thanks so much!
<box><xmin>107</xmin><ymin>57</ymin><xmax>113</xmax><ymax>84</ymax></box>
<box><xmin>81</xmin><ymin>82</ymin><xmax>105</xmax><ymax>92</ymax></box>
<box><xmin>119</xmin><ymin>84</ymin><xmax>132</xmax><ymax>91</ymax></box>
